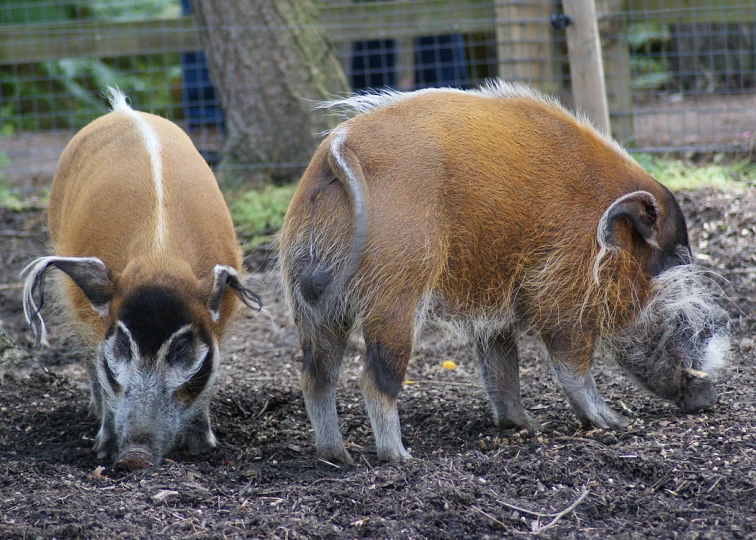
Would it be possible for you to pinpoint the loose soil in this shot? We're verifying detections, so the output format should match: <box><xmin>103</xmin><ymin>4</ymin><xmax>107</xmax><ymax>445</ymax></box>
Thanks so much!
<box><xmin>0</xmin><ymin>186</ymin><xmax>755</xmax><ymax>539</ymax></box>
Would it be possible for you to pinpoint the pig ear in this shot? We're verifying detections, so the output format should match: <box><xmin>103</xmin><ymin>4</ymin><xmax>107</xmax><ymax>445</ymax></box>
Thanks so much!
<box><xmin>21</xmin><ymin>256</ymin><xmax>113</xmax><ymax>345</ymax></box>
<box><xmin>598</xmin><ymin>190</ymin><xmax>661</xmax><ymax>250</ymax></box>
<box><xmin>207</xmin><ymin>265</ymin><xmax>262</xmax><ymax>322</ymax></box>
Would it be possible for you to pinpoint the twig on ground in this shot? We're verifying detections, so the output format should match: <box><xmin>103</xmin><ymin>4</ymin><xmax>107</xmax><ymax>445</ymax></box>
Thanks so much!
<box><xmin>531</xmin><ymin>487</ymin><xmax>590</xmax><ymax>534</ymax></box>
<box><xmin>470</xmin><ymin>505</ymin><xmax>507</xmax><ymax>528</ymax></box>
<box><xmin>493</xmin><ymin>497</ymin><xmax>560</xmax><ymax>518</ymax></box>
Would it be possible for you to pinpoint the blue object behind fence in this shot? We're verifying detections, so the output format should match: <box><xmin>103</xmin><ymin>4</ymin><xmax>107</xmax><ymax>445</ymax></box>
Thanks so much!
<box><xmin>350</xmin><ymin>34</ymin><xmax>469</xmax><ymax>91</ymax></box>
<box><xmin>180</xmin><ymin>0</ymin><xmax>469</xmax><ymax>126</ymax></box>
<box><xmin>181</xmin><ymin>0</ymin><xmax>225</xmax><ymax>130</ymax></box>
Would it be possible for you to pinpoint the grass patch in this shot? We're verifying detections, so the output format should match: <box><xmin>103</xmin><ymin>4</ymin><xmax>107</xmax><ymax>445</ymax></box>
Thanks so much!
<box><xmin>229</xmin><ymin>183</ymin><xmax>297</xmax><ymax>249</ymax></box>
<box><xmin>633</xmin><ymin>153</ymin><xmax>756</xmax><ymax>191</ymax></box>
<box><xmin>0</xmin><ymin>183</ymin><xmax>30</xmax><ymax>211</ymax></box>
<box><xmin>0</xmin><ymin>153</ymin><xmax>31</xmax><ymax>210</ymax></box>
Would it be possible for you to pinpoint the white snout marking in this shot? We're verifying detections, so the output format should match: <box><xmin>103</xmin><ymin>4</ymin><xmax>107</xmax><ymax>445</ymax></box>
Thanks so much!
<box><xmin>699</xmin><ymin>332</ymin><xmax>730</xmax><ymax>378</ymax></box>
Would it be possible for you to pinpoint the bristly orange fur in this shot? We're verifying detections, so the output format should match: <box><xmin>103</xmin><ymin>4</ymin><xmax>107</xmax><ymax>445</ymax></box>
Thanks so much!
<box><xmin>280</xmin><ymin>81</ymin><xmax>692</xmax><ymax>381</ymax></box>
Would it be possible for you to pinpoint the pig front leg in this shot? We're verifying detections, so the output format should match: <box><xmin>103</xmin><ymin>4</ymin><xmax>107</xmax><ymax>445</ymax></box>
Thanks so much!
<box><xmin>94</xmin><ymin>408</ymin><xmax>117</xmax><ymax>460</ymax></box>
<box><xmin>476</xmin><ymin>330</ymin><xmax>539</xmax><ymax>433</ymax></box>
<box><xmin>544</xmin><ymin>332</ymin><xmax>629</xmax><ymax>430</ymax></box>
<box><xmin>181</xmin><ymin>405</ymin><xmax>217</xmax><ymax>454</ymax></box>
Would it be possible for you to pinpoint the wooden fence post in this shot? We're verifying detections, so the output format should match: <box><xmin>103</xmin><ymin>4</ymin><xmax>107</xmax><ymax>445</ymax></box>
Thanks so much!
<box><xmin>597</xmin><ymin>0</ymin><xmax>634</xmax><ymax>144</ymax></box>
<box><xmin>395</xmin><ymin>0</ymin><xmax>416</xmax><ymax>91</ymax></box>
<box><xmin>562</xmin><ymin>0</ymin><xmax>611</xmax><ymax>133</ymax></box>
<box><xmin>495</xmin><ymin>0</ymin><xmax>560</xmax><ymax>93</ymax></box>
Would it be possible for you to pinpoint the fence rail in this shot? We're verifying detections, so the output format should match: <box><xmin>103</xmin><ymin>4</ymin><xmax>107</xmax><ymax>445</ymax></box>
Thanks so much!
<box><xmin>2</xmin><ymin>0</ymin><xmax>750</xmax><ymax>67</ymax></box>
<box><xmin>0</xmin><ymin>0</ymin><xmax>497</xmax><ymax>65</ymax></box>
<box><xmin>1</xmin><ymin>0</ymin><xmax>755</xmax><ymax>170</ymax></box>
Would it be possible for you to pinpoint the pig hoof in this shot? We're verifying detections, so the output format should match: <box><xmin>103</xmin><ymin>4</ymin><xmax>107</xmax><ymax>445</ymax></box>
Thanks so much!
<box><xmin>495</xmin><ymin>414</ymin><xmax>541</xmax><ymax>434</ymax></box>
<box><xmin>377</xmin><ymin>447</ymin><xmax>412</xmax><ymax>463</ymax></box>
<box><xmin>93</xmin><ymin>431</ymin><xmax>116</xmax><ymax>460</ymax></box>
<box><xmin>581</xmin><ymin>409</ymin><xmax>629</xmax><ymax>430</ymax></box>
<box><xmin>317</xmin><ymin>447</ymin><xmax>354</xmax><ymax>466</ymax></box>
<box><xmin>184</xmin><ymin>429</ymin><xmax>217</xmax><ymax>454</ymax></box>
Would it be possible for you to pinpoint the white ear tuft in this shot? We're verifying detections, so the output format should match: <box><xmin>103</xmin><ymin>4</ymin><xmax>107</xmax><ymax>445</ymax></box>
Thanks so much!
<box><xmin>208</xmin><ymin>265</ymin><xmax>262</xmax><ymax>322</ymax></box>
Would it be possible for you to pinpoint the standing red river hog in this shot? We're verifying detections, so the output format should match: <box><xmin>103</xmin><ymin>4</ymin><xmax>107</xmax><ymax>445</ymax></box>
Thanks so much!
<box><xmin>21</xmin><ymin>89</ymin><xmax>261</xmax><ymax>470</ymax></box>
<box><xmin>278</xmin><ymin>80</ymin><xmax>730</xmax><ymax>464</ymax></box>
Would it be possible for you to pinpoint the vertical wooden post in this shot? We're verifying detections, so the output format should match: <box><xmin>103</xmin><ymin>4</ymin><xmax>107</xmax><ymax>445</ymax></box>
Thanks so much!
<box><xmin>395</xmin><ymin>0</ymin><xmax>415</xmax><ymax>91</ymax></box>
<box><xmin>395</xmin><ymin>37</ymin><xmax>416</xmax><ymax>91</ymax></box>
<box><xmin>597</xmin><ymin>0</ymin><xmax>634</xmax><ymax>144</ymax></box>
<box><xmin>495</xmin><ymin>0</ymin><xmax>560</xmax><ymax>93</ymax></box>
<box><xmin>562</xmin><ymin>0</ymin><xmax>611</xmax><ymax>133</ymax></box>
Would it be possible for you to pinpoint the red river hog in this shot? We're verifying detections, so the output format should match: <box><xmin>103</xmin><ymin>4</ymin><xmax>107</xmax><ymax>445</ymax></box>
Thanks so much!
<box><xmin>278</xmin><ymin>81</ymin><xmax>730</xmax><ymax>464</ymax></box>
<box><xmin>22</xmin><ymin>89</ymin><xmax>261</xmax><ymax>470</ymax></box>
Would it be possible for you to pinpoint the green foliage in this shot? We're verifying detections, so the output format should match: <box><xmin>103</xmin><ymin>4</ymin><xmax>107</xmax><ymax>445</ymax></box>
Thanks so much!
<box><xmin>0</xmin><ymin>152</ymin><xmax>35</xmax><ymax>211</ymax></box>
<box><xmin>0</xmin><ymin>0</ymin><xmax>182</xmax><ymax>132</ymax></box>
<box><xmin>627</xmin><ymin>22</ymin><xmax>669</xmax><ymax>51</ymax></box>
<box><xmin>0</xmin><ymin>183</ymin><xmax>29</xmax><ymax>211</ymax></box>
<box><xmin>88</xmin><ymin>0</ymin><xmax>180</xmax><ymax>20</ymax></box>
<box><xmin>628</xmin><ymin>22</ymin><xmax>672</xmax><ymax>91</ymax></box>
<box><xmin>0</xmin><ymin>0</ymin><xmax>75</xmax><ymax>25</ymax></box>
<box><xmin>229</xmin><ymin>184</ymin><xmax>297</xmax><ymax>248</ymax></box>
<box><xmin>634</xmin><ymin>153</ymin><xmax>756</xmax><ymax>191</ymax></box>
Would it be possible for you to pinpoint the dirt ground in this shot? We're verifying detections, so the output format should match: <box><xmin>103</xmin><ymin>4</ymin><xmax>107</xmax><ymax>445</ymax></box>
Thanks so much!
<box><xmin>0</xmin><ymin>184</ymin><xmax>755</xmax><ymax>539</ymax></box>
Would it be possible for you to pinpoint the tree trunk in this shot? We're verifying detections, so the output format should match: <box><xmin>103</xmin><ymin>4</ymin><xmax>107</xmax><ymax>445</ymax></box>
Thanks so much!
<box><xmin>191</xmin><ymin>0</ymin><xmax>350</xmax><ymax>187</ymax></box>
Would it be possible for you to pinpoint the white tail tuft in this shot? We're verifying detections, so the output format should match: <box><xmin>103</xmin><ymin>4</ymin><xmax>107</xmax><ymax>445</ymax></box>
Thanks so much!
<box><xmin>105</xmin><ymin>87</ymin><xmax>131</xmax><ymax>113</ymax></box>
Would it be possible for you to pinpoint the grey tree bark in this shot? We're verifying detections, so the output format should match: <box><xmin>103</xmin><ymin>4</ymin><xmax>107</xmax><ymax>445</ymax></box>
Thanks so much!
<box><xmin>191</xmin><ymin>0</ymin><xmax>350</xmax><ymax>187</ymax></box>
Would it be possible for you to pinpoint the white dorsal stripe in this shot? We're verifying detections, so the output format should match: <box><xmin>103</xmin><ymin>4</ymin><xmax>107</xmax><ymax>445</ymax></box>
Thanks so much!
<box><xmin>105</xmin><ymin>87</ymin><xmax>166</xmax><ymax>250</ymax></box>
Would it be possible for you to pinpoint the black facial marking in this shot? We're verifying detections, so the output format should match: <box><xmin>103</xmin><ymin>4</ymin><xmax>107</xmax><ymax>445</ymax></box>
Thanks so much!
<box><xmin>365</xmin><ymin>343</ymin><xmax>403</xmax><ymax>399</ymax></box>
<box><xmin>118</xmin><ymin>286</ymin><xmax>192</xmax><ymax>359</ymax></box>
<box><xmin>648</xmin><ymin>190</ymin><xmax>692</xmax><ymax>275</ymax></box>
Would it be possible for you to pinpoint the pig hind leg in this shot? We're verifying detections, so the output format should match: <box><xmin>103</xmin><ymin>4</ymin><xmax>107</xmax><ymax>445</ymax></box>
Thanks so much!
<box><xmin>544</xmin><ymin>332</ymin><xmax>629</xmax><ymax>430</ymax></box>
<box><xmin>361</xmin><ymin>307</ymin><xmax>415</xmax><ymax>463</ymax></box>
<box><xmin>300</xmin><ymin>320</ymin><xmax>353</xmax><ymax>465</ymax></box>
<box><xmin>475</xmin><ymin>330</ymin><xmax>539</xmax><ymax>433</ymax></box>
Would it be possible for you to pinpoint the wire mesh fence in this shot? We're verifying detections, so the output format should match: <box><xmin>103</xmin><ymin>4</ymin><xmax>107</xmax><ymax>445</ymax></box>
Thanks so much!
<box><xmin>1</xmin><ymin>0</ymin><xmax>755</xmax><ymax>188</ymax></box>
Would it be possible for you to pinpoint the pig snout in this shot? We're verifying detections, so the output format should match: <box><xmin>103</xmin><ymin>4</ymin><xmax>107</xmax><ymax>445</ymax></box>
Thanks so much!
<box><xmin>115</xmin><ymin>445</ymin><xmax>155</xmax><ymax>471</ymax></box>
<box><xmin>677</xmin><ymin>369</ymin><xmax>718</xmax><ymax>413</ymax></box>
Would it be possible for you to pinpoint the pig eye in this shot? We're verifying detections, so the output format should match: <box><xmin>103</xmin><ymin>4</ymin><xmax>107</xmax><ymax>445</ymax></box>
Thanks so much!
<box><xmin>169</xmin><ymin>334</ymin><xmax>194</xmax><ymax>365</ymax></box>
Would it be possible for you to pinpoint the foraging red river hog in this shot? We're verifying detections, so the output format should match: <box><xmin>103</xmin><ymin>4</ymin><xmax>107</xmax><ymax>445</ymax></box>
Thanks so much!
<box><xmin>279</xmin><ymin>81</ymin><xmax>730</xmax><ymax>464</ymax></box>
<box><xmin>22</xmin><ymin>89</ymin><xmax>261</xmax><ymax>470</ymax></box>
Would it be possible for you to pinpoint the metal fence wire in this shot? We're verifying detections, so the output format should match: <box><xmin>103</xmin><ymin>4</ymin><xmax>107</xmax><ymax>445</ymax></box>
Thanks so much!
<box><xmin>1</xmin><ymin>0</ymin><xmax>755</xmax><ymax>187</ymax></box>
